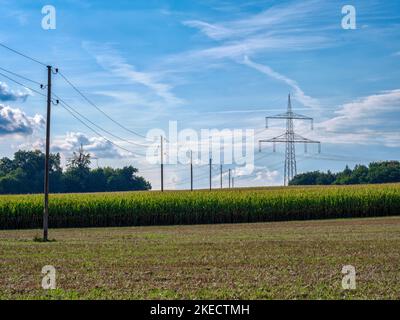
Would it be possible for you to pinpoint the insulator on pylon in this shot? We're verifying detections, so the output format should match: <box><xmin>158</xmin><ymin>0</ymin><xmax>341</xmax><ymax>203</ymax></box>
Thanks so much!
<box><xmin>304</xmin><ymin>143</ymin><xmax>307</xmax><ymax>153</ymax></box>
<box><xmin>273</xmin><ymin>142</ymin><xmax>276</xmax><ymax>152</ymax></box>
<box><xmin>311</xmin><ymin>119</ymin><xmax>314</xmax><ymax>130</ymax></box>
<box><xmin>258</xmin><ymin>141</ymin><xmax>261</xmax><ymax>152</ymax></box>
<box><xmin>318</xmin><ymin>143</ymin><xmax>321</xmax><ymax>154</ymax></box>
<box><xmin>265</xmin><ymin>118</ymin><xmax>269</xmax><ymax>129</ymax></box>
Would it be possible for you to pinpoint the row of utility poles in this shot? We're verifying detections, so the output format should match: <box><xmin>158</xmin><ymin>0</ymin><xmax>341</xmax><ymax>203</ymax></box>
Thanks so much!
<box><xmin>158</xmin><ymin>140</ymin><xmax>235</xmax><ymax>192</ymax></box>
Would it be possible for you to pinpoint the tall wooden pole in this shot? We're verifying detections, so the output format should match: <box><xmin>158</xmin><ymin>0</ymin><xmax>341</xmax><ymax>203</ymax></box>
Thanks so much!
<box><xmin>209</xmin><ymin>158</ymin><xmax>212</xmax><ymax>190</ymax></box>
<box><xmin>160</xmin><ymin>135</ymin><xmax>164</xmax><ymax>192</ymax></box>
<box><xmin>220</xmin><ymin>164</ymin><xmax>223</xmax><ymax>189</ymax></box>
<box><xmin>190</xmin><ymin>150</ymin><xmax>193</xmax><ymax>191</ymax></box>
<box><xmin>43</xmin><ymin>66</ymin><xmax>52</xmax><ymax>241</ymax></box>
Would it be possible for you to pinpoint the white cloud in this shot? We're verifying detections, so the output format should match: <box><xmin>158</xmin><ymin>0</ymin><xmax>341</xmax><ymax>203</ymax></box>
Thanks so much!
<box><xmin>0</xmin><ymin>104</ymin><xmax>44</xmax><ymax>136</ymax></box>
<box><xmin>320</xmin><ymin>89</ymin><xmax>400</xmax><ymax>131</ymax></box>
<box><xmin>233</xmin><ymin>166</ymin><xmax>281</xmax><ymax>187</ymax></box>
<box><xmin>316</xmin><ymin>89</ymin><xmax>400</xmax><ymax>147</ymax></box>
<box><xmin>51</xmin><ymin>132</ymin><xmax>125</xmax><ymax>159</ymax></box>
<box><xmin>0</xmin><ymin>82</ymin><xmax>31</xmax><ymax>102</ymax></box>
<box><xmin>232</xmin><ymin>163</ymin><xmax>255</xmax><ymax>176</ymax></box>
<box><xmin>17</xmin><ymin>139</ymin><xmax>45</xmax><ymax>151</ymax></box>
<box><xmin>253</xmin><ymin>168</ymin><xmax>280</xmax><ymax>182</ymax></box>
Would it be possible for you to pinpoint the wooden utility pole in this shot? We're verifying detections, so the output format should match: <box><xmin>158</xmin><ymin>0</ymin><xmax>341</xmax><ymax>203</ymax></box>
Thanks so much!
<box><xmin>220</xmin><ymin>164</ymin><xmax>223</xmax><ymax>189</ymax></box>
<box><xmin>209</xmin><ymin>158</ymin><xmax>212</xmax><ymax>190</ymax></box>
<box><xmin>190</xmin><ymin>150</ymin><xmax>193</xmax><ymax>191</ymax></box>
<box><xmin>160</xmin><ymin>135</ymin><xmax>164</xmax><ymax>192</ymax></box>
<box><xmin>43</xmin><ymin>66</ymin><xmax>52</xmax><ymax>241</ymax></box>
<box><xmin>228</xmin><ymin>169</ymin><xmax>231</xmax><ymax>189</ymax></box>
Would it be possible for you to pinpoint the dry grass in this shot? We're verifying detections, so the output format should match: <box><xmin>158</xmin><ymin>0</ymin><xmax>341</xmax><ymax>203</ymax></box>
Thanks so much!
<box><xmin>0</xmin><ymin>216</ymin><xmax>399</xmax><ymax>299</ymax></box>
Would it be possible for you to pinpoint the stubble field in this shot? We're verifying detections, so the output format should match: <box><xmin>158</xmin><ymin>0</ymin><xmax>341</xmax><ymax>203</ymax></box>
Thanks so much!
<box><xmin>0</xmin><ymin>216</ymin><xmax>399</xmax><ymax>299</ymax></box>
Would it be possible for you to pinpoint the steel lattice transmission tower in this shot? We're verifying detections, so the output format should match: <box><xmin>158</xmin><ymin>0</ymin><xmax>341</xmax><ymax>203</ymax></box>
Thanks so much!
<box><xmin>259</xmin><ymin>94</ymin><xmax>321</xmax><ymax>186</ymax></box>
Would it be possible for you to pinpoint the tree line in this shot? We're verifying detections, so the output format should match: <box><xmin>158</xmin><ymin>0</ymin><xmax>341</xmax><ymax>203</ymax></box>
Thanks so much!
<box><xmin>289</xmin><ymin>161</ymin><xmax>400</xmax><ymax>185</ymax></box>
<box><xmin>0</xmin><ymin>148</ymin><xmax>151</xmax><ymax>194</ymax></box>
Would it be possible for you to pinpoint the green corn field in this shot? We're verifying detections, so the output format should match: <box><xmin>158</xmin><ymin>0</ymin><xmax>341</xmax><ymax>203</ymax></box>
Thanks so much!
<box><xmin>0</xmin><ymin>183</ymin><xmax>399</xmax><ymax>230</ymax></box>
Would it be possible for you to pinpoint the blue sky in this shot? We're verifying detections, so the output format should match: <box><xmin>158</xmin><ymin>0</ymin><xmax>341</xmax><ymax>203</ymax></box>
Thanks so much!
<box><xmin>0</xmin><ymin>0</ymin><xmax>399</xmax><ymax>189</ymax></box>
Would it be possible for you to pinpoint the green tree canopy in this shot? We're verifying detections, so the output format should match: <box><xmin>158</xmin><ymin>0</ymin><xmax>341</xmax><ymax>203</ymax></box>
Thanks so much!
<box><xmin>0</xmin><ymin>149</ymin><xmax>151</xmax><ymax>194</ymax></box>
<box><xmin>290</xmin><ymin>161</ymin><xmax>400</xmax><ymax>186</ymax></box>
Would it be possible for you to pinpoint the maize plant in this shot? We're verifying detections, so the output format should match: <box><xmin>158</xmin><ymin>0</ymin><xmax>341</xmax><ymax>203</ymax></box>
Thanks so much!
<box><xmin>0</xmin><ymin>184</ymin><xmax>399</xmax><ymax>229</ymax></box>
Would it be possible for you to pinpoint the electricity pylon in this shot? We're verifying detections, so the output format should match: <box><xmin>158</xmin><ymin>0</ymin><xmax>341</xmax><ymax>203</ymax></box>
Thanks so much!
<box><xmin>259</xmin><ymin>94</ymin><xmax>321</xmax><ymax>186</ymax></box>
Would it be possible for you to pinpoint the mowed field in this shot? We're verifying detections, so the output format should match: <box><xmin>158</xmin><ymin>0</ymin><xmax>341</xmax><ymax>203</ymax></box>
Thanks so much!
<box><xmin>0</xmin><ymin>216</ymin><xmax>399</xmax><ymax>299</ymax></box>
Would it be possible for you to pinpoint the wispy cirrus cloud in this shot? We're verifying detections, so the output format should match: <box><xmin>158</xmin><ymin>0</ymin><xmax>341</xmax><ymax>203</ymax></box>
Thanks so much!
<box><xmin>83</xmin><ymin>42</ymin><xmax>183</xmax><ymax>106</ymax></box>
<box><xmin>180</xmin><ymin>1</ymin><xmax>326</xmax><ymax>107</ymax></box>
<box><xmin>242</xmin><ymin>56</ymin><xmax>320</xmax><ymax>109</ymax></box>
<box><xmin>181</xmin><ymin>34</ymin><xmax>327</xmax><ymax>61</ymax></box>
<box><xmin>183</xmin><ymin>20</ymin><xmax>233</xmax><ymax>41</ymax></box>
<box><xmin>183</xmin><ymin>0</ymin><xmax>325</xmax><ymax>41</ymax></box>
<box><xmin>180</xmin><ymin>2</ymin><xmax>330</xmax><ymax>62</ymax></box>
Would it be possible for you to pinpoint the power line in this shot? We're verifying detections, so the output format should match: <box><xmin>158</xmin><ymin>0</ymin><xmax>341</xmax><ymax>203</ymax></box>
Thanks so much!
<box><xmin>0</xmin><ymin>43</ymin><xmax>48</xmax><ymax>67</ymax></box>
<box><xmin>299</xmin><ymin>154</ymin><xmax>377</xmax><ymax>163</ymax></box>
<box><xmin>0</xmin><ymin>48</ymin><xmax>154</xmax><ymax>149</ymax></box>
<box><xmin>58</xmin><ymin>100</ymin><xmax>146</xmax><ymax>157</ymax></box>
<box><xmin>0</xmin><ymin>71</ymin><xmax>45</xmax><ymax>97</ymax></box>
<box><xmin>0</xmin><ymin>66</ymin><xmax>43</xmax><ymax>86</ymax></box>
<box><xmin>255</xmin><ymin>151</ymin><xmax>276</xmax><ymax>161</ymax></box>
<box><xmin>53</xmin><ymin>94</ymin><xmax>150</xmax><ymax>148</ymax></box>
<box><xmin>0</xmin><ymin>67</ymin><xmax>153</xmax><ymax>151</ymax></box>
<box><xmin>58</xmin><ymin>71</ymin><xmax>153</xmax><ymax>142</ymax></box>
<box><xmin>172</xmin><ymin>164</ymin><xmax>213</xmax><ymax>186</ymax></box>
<box><xmin>0</xmin><ymin>69</ymin><xmax>147</xmax><ymax>158</ymax></box>
<box><xmin>174</xmin><ymin>171</ymin><xmax>211</xmax><ymax>187</ymax></box>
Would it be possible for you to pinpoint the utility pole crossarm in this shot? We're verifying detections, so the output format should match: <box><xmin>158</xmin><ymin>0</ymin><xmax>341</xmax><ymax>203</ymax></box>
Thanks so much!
<box><xmin>266</xmin><ymin>111</ymin><xmax>313</xmax><ymax>120</ymax></box>
<box><xmin>265</xmin><ymin>112</ymin><xmax>314</xmax><ymax>129</ymax></box>
<box><xmin>258</xmin><ymin>133</ymin><xmax>286</xmax><ymax>143</ymax></box>
<box><xmin>293</xmin><ymin>133</ymin><xmax>320</xmax><ymax>144</ymax></box>
<box><xmin>259</xmin><ymin>134</ymin><xmax>320</xmax><ymax>144</ymax></box>
<box><xmin>265</xmin><ymin>95</ymin><xmax>314</xmax><ymax>130</ymax></box>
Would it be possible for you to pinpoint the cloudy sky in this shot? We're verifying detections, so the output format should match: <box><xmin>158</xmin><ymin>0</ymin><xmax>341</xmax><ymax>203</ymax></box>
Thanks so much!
<box><xmin>0</xmin><ymin>0</ymin><xmax>399</xmax><ymax>189</ymax></box>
